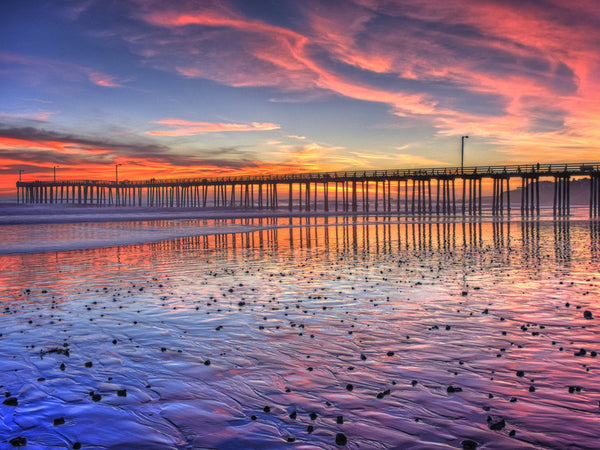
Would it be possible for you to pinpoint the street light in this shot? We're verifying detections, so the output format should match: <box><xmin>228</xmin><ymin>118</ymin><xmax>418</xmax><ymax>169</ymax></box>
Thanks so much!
<box><xmin>115</xmin><ymin>163</ymin><xmax>122</xmax><ymax>184</ymax></box>
<box><xmin>53</xmin><ymin>166</ymin><xmax>58</xmax><ymax>183</ymax></box>
<box><xmin>18</xmin><ymin>169</ymin><xmax>24</xmax><ymax>182</ymax></box>
<box><xmin>461</xmin><ymin>135</ymin><xmax>469</xmax><ymax>173</ymax></box>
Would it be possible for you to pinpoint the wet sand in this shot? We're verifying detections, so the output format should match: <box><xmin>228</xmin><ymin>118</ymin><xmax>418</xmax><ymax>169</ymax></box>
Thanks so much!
<box><xmin>1</xmin><ymin>218</ymin><xmax>600</xmax><ymax>448</ymax></box>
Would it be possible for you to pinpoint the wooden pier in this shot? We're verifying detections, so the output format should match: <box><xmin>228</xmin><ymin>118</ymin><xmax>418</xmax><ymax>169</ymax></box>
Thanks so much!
<box><xmin>15</xmin><ymin>162</ymin><xmax>600</xmax><ymax>217</ymax></box>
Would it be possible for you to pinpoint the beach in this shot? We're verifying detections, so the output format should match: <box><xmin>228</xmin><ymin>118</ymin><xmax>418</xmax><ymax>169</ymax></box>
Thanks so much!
<box><xmin>1</xmin><ymin>207</ymin><xmax>599</xmax><ymax>448</ymax></box>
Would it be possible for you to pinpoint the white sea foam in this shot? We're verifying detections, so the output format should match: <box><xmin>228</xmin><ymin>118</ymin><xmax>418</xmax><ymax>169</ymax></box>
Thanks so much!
<box><xmin>0</xmin><ymin>203</ymin><xmax>592</xmax><ymax>255</ymax></box>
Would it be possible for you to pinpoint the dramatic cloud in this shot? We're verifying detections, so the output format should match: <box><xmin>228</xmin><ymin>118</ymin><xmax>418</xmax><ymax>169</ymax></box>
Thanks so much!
<box><xmin>126</xmin><ymin>0</ymin><xmax>600</xmax><ymax>150</ymax></box>
<box><xmin>0</xmin><ymin>124</ymin><xmax>268</xmax><ymax>180</ymax></box>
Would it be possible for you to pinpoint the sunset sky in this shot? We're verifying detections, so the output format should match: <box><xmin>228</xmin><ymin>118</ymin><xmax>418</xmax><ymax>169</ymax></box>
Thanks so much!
<box><xmin>1</xmin><ymin>0</ymin><xmax>599</xmax><ymax>196</ymax></box>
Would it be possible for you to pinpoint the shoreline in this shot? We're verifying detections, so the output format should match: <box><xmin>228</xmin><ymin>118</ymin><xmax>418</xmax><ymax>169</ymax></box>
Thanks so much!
<box><xmin>0</xmin><ymin>202</ymin><xmax>594</xmax><ymax>226</ymax></box>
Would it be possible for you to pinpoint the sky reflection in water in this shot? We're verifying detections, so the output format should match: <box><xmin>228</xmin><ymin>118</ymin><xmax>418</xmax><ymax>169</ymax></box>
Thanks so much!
<box><xmin>1</xmin><ymin>218</ymin><xmax>600</xmax><ymax>449</ymax></box>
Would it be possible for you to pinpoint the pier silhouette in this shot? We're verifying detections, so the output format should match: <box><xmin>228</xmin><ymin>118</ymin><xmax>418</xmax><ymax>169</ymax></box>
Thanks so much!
<box><xmin>16</xmin><ymin>162</ymin><xmax>600</xmax><ymax>217</ymax></box>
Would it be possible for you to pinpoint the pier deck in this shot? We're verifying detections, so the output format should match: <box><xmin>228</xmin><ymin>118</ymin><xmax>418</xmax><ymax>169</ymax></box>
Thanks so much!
<box><xmin>16</xmin><ymin>162</ymin><xmax>600</xmax><ymax>217</ymax></box>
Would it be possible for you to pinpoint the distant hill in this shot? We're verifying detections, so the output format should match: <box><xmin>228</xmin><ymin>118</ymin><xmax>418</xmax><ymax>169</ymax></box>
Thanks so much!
<box><xmin>492</xmin><ymin>179</ymin><xmax>592</xmax><ymax>206</ymax></box>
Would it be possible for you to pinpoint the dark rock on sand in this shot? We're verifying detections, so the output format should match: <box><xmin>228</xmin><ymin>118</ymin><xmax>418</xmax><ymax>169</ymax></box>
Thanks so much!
<box><xmin>489</xmin><ymin>418</ymin><xmax>506</xmax><ymax>431</ymax></box>
<box><xmin>337</xmin><ymin>415</ymin><xmax>344</xmax><ymax>424</ymax></box>
<box><xmin>117</xmin><ymin>389</ymin><xmax>127</xmax><ymax>397</ymax></box>
<box><xmin>516</xmin><ymin>370</ymin><xmax>525</xmax><ymax>377</ymax></box>
<box><xmin>9</xmin><ymin>437</ymin><xmax>26</xmax><ymax>447</ymax></box>
<box><xmin>462</xmin><ymin>439</ymin><xmax>478</xmax><ymax>450</ymax></box>
<box><xmin>447</xmin><ymin>386</ymin><xmax>462</xmax><ymax>393</ymax></box>
<box><xmin>53</xmin><ymin>417</ymin><xmax>65</xmax><ymax>426</ymax></box>
<box><xmin>584</xmin><ymin>310</ymin><xmax>593</xmax><ymax>319</ymax></box>
<box><xmin>346</xmin><ymin>384</ymin><xmax>354</xmax><ymax>391</ymax></box>
<box><xmin>335</xmin><ymin>433</ymin><xmax>347</xmax><ymax>445</ymax></box>
<box><xmin>3</xmin><ymin>397</ymin><xmax>18</xmax><ymax>406</ymax></box>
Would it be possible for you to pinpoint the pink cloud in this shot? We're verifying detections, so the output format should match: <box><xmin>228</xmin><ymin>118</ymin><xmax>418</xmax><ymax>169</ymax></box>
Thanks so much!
<box><xmin>129</xmin><ymin>0</ymin><xmax>600</xmax><ymax>161</ymax></box>
<box><xmin>88</xmin><ymin>72</ymin><xmax>122</xmax><ymax>87</ymax></box>
<box><xmin>148</xmin><ymin>119</ymin><xmax>280</xmax><ymax>136</ymax></box>
<box><xmin>137</xmin><ymin>2</ymin><xmax>439</xmax><ymax>116</ymax></box>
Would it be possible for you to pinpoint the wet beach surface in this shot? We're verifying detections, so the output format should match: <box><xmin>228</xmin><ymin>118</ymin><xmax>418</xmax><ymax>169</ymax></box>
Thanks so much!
<box><xmin>1</xmin><ymin>218</ymin><xmax>600</xmax><ymax>448</ymax></box>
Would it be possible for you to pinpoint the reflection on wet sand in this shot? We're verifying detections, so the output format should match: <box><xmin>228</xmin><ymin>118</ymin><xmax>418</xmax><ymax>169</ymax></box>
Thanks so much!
<box><xmin>1</xmin><ymin>217</ymin><xmax>599</xmax><ymax>449</ymax></box>
<box><xmin>128</xmin><ymin>218</ymin><xmax>583</xmax><ymax>262</ymax></box>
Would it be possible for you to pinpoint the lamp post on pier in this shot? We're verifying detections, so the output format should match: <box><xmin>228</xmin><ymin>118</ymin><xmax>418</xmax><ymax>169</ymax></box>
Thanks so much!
<box><xmin>115</xmin><ymin>163</ymin><xmax>122</xmax><ymax>206</ymax></box>
<box><xmin>18</xmin><ymin>169</ymin><xmax>24</xmax><ymax>182</ymax></box>
<box><xmin>461</xmin><ymin>135</ymin><xmax>469</xmax><ymax>173</ymax></box>
<box><xmin>53</xmin><ymin>166</ymin><xmax>58</xmax><ymax>182</ymax></box>
<box><xmin>115</xmin><ymin>163</ymin><xmax>122</xmax><ymax>185</ymax></box>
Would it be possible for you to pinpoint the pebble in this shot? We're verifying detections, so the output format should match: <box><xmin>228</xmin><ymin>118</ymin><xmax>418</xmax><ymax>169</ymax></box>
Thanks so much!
<box><xmin>3</xmin><ymin>397</ymin><xmax>18</xmax><ymax>406</ymax></box>
<box><xmin>462</xmin><ymin>440</ymin><xmax>478</xmax><ymax>450</ymax></box>
<box><xmin>9</xmin><ymin>437</ymin><xmax>26</xmax><ymax>447</ymax></box>
<box><xmin>489</xmin><ymin>418</ymin><xmax>505</xmax><ymax>431</ymax></box>
<box><xmin>335</xmin><ymin>433</ymin><xmax>347</xmax><ymax>445</ymax></box>
<box><xmin>53</xmin><ymin>417</ymin><xmax>65</xmax><ymax>426</ymax></box>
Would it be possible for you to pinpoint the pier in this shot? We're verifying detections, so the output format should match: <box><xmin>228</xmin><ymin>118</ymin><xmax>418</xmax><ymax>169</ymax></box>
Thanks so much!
<box><xmin>15</xmin><ymin>162</ymin><xmax>600</xmax><ymax>217</ymax></box>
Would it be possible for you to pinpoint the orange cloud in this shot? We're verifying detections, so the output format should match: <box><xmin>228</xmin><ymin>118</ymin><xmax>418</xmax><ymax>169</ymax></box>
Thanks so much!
<box><xmin>148</xmin><ymin>119</ymin><xmax>281</xmax><ymax>136</ymax></box>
